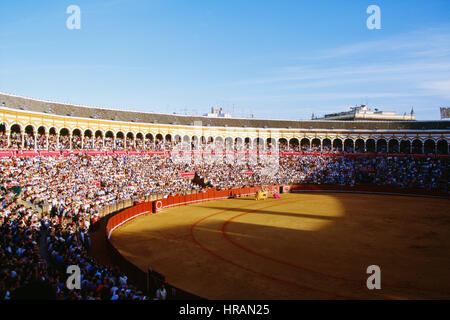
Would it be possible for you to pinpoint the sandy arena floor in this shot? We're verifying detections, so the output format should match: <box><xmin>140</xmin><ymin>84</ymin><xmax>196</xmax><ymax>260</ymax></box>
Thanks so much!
<box><xmin>109</xmin><ymin>193</ymin><xmax>450</xmax><ymax>299</ymax></box>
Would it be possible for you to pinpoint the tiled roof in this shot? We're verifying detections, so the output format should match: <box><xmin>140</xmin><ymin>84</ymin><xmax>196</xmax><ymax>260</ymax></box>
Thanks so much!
<box><xmin>1</xmin><ymin>93</ymin><xmax>449</xmax><ymax>130</ymax></box>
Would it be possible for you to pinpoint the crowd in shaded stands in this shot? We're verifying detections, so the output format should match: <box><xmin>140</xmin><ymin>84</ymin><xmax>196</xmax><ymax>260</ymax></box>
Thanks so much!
<box><xmin>1</xmin><ymin>185</ymin><xmax>147</xmax><ymax>300</ymax></box>
<box><xmin>0</xmin><ymin>152</ymin><xmax>448</xmax><ymax>300</ymax></box>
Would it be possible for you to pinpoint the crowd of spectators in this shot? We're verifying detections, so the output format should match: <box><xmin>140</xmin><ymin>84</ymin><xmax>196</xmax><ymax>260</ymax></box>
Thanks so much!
<box><xmin>0</xmin><ymin>151</ymin><xmax>448</xmax><ymax>300</ymax></box>
<box><xmin>0</xmin><ymin>130</ymin><xmax>445</xmax><ymax>156</ymax></box>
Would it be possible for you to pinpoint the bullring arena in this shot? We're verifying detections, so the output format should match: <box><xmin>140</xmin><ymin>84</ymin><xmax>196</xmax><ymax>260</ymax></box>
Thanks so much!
<box><xmin>108</xmin><ymin>191</ymin><xmax>450</xmax><ymax>300</ymax></box>
<box><xmin>1</xmin><ymin>92</ymin><xmax>449</xmax><ymax>300</ymax></box>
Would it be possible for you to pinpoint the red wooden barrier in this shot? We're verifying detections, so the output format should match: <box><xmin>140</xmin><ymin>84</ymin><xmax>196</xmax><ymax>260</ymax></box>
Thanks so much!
<box><xmin>167</xmin><ymin>195</ymin><xmax>173</xmax><ymax>207</ymax></box>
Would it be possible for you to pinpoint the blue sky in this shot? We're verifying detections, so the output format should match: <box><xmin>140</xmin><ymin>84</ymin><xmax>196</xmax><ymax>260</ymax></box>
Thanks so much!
<box><xmin>1</xmin><ymin>0</ymin><xmax>449</xmax><ymax>120</ymax></box>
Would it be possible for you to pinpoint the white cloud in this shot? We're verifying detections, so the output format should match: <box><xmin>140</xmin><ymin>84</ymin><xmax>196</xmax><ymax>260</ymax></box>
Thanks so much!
<box><xmin>297</xmin><ymin>27</ymin><xmax>450</xmax><ymax>60</ymax></box>
<box><xmin>420</xmin><ymin>80</ymin><xmax>450</xmax><ymax>99</ymax></box>
<box><xmin>231</xmin><ymin>61</ymin><xmax>450</xmax><ymax>86</ymax></box>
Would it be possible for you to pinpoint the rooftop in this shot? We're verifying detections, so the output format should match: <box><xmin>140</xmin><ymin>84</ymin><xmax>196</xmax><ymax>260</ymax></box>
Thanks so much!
<box><xmin>1</xmin><ymin>93</ymin><xmax>449</xmax><ymax>131</ymax></box>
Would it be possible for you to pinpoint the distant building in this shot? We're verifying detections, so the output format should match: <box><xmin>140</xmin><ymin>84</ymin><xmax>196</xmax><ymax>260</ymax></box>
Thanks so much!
<box><xmin>203</xmin><ymin>107</ymin><xmax>231</xmax><ymax>118</ymax></box>
<box><xmin>441</xmin><ymin>107</ymin><xmax>450</xmax><ymax>119</ymax></box>
<box><xmin>314</xmin><ymin>105</ymin><xmax>415</xmax><ymax>121</ymax></box>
